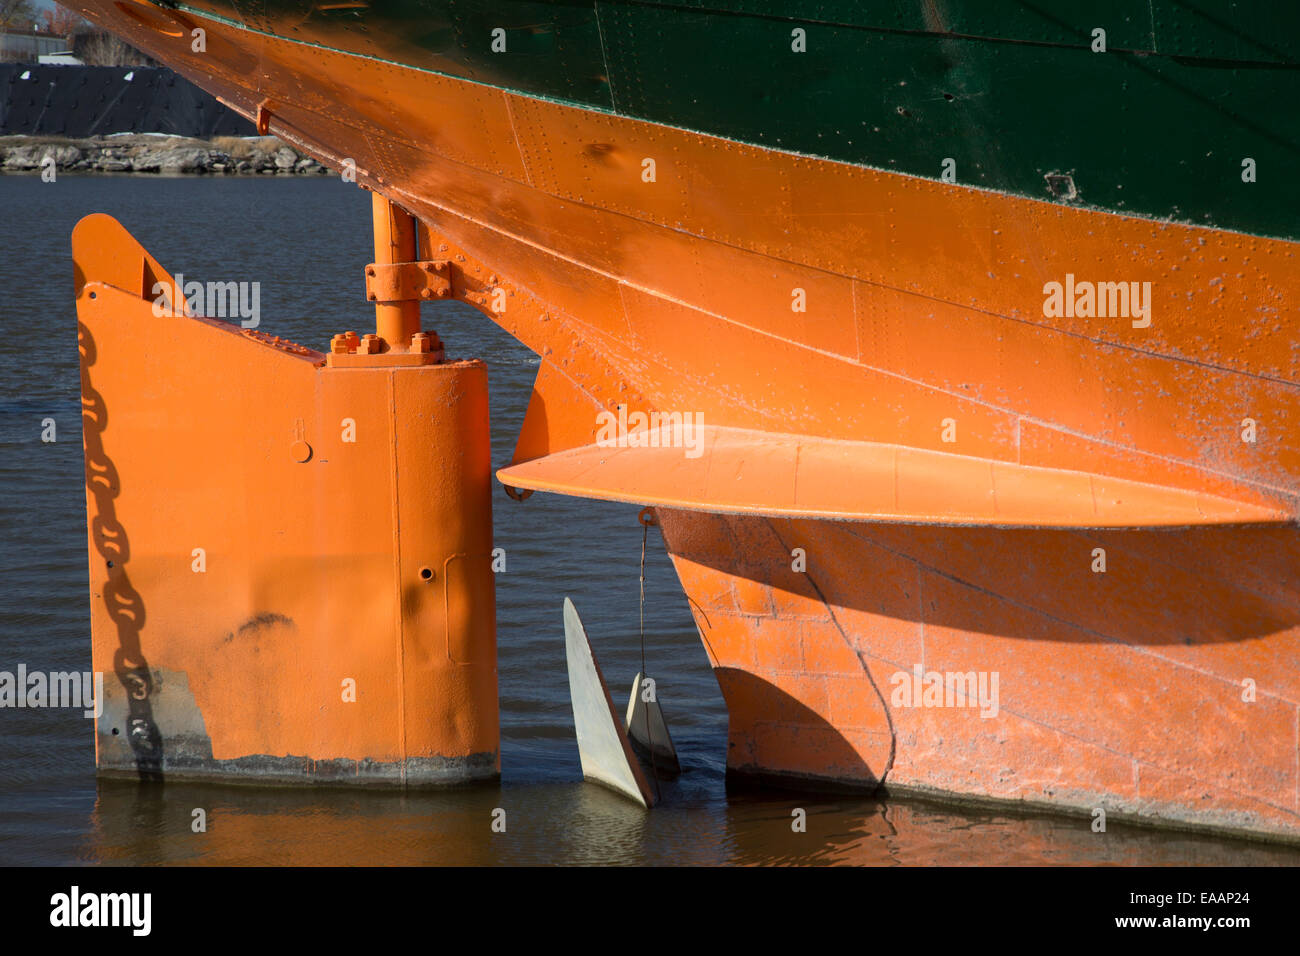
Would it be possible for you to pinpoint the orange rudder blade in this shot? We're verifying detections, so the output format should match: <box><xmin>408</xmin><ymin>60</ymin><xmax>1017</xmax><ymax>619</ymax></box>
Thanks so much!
<box><xmin>75</xmin><ymin>215</ymin><xmax>499</xmax><ymax>785</ymax></box>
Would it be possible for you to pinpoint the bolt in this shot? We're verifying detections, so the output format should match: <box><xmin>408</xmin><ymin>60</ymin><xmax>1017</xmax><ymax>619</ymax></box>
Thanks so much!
<box><xmin>420</xmin><ymin>288</ymin><xmax>431</xmax><ymax>299</ymax></box>
<box><xmin>329</xmin><ymin>334</ymin><xmax>350</xmax><ymax>354</ymax></box>
<box><xmin>366</xmin><ymin>266</ymin><xmax>376</xmax><ymax>277</ymax></box>
<box><xmin>437</xmin><ymin>287</ymin><xmax>448</xmax><ymax>297</ymax></box>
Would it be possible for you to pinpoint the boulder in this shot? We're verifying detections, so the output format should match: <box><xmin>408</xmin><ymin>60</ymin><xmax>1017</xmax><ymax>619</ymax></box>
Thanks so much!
<box><xmin>50</xmin><ymin>145</ymin><xmax>82</xmax><ymax>166</ymax></box>
<box><xmin>2</xmin><ymin>146</ymin><xmax>41</xmax><ymax>169</ymax></box>
<box><xmin>157</xmin><ymin>147</ymin><xmax>212</xmax><ymax>172</ymax></box>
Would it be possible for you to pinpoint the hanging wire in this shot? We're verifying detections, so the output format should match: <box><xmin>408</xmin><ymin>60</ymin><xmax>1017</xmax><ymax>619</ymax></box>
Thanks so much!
<box><xmin>637</xmin><ymin>508</ymin><xmax>660</xmax><ymax>799</ymax></box>
<box><xmin>639</xmin><ymin>516</ymin><xmax>647</xmax><ymax>677</ymax></box>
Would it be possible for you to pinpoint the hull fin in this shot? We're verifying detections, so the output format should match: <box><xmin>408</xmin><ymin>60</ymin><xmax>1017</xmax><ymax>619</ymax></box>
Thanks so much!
<box><xmin>626</xmin><ymin>672</ymin><xmax>680</xmax><ymax>776</ymax></box>
<box><xmin>563</xmin><ymin>598</ymin><xmax>657</xmax><ymax>807</ymax></box>
<box><xmin>500</xmin><ymin>426</ymin><xmax>1288</xmax><ymax>528</ymax></box>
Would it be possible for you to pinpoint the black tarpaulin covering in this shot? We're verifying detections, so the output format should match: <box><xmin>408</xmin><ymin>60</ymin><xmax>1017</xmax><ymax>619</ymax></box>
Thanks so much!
<box><xmin>0</xmin><ymin>65</ymin><xmax>254</xmax><ymax>137</ymax></box>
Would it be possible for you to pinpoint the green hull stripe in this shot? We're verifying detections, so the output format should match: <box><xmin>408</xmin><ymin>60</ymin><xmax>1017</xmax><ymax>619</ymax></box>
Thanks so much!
<box><xmin>180</xmin><ymin>0</ymin><xmax>1300</xmax><ymax>241</ymax></box>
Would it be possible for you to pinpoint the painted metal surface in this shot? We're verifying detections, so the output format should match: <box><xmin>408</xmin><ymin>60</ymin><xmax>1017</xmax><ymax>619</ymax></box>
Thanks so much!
<box><xmin>74</xmin><ymin>213</ymin><xmax>499</xmax><ymax>785</ymax></box>
<box><xmin>626</xmin><ymin>672</ymin><xmax>679</xmax><ymax>775</ymax></box>
<box><xmin>564</xmin><ymin>599</ymin><xmax>656</xmax><ymax>807</ymax></box>
<box><xmin>165</xmin><ymin>0</ymin><xmax>1300</xmax><ymax>239</ymax></box>
<box><xmin>63</xmin><ymin>1</ymin><xmax>1300</xmax><ymax>838</ymax></box>
<box><xmin>659</xmin><ymin>507</ymin><xmax>1300</xmax><ymax>842</ymax></box>
<box><xmin>497</xmin><ymin>425</ymin><xmax>1286</xmax><ymax>527</ymax></box>
<box><xmin>369</xmin><ymin>191</ymin><xmax>423</xmax><ymax>346</ymax></box>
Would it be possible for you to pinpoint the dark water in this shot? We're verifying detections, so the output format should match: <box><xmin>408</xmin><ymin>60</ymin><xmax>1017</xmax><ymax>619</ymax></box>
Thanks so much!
<box><xmin>0</xmin><ymin>173</ymin><xmax>1296</xmax><ymax>866</ymax></box>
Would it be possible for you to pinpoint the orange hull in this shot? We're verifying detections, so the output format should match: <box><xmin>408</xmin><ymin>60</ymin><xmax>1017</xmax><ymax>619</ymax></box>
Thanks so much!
<box><xmin>72</xmin><ymin>3</ymin><xmax>1300</xmax><ymax>839</ymax></box>
<box><xmin>662</xmin><ymin>512</ymin><xmax>1300</xmax><ymax>839</ymax></box>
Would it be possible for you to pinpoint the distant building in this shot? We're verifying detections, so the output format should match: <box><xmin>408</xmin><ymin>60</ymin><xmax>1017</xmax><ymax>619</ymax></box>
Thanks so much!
<box><xmin>0</xmin><ymin>29</ymin><xmax>70</xmax><ymax>61</ymax></box>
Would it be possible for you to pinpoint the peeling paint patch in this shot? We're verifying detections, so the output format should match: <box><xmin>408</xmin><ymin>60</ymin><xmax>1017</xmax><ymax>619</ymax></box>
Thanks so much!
<box><xmin>1045</xmin><ymin>172</ymin><xmax>1078</xmax><ymax>201</ymax></box>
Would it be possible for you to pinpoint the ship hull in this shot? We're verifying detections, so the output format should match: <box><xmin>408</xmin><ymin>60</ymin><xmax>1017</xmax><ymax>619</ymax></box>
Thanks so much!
<box><xmin>660</xmin><ymin>509</ymin><xmax>1300</xmax><ymax>841</ymax></box>
<box><xmin>69</xmin><ymin>2</ymin><xmax>1300</xmax><ymax>839</ymax></box>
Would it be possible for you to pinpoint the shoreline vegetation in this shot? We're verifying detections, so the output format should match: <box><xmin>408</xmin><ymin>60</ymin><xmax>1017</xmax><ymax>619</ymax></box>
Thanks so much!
<box><xmin>0</xmin><ymin>134</ymin><xmax>331</xmax><ymax>175</ymax></box>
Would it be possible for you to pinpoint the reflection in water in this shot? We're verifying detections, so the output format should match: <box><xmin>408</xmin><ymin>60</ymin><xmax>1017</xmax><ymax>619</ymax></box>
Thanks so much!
<box><xmin>78</xmin><ymin>777</ymin><xmax>1300</xmax><ymax>866</ymax></box>
<box><xmin>3</xmin><ymin>176</ymin><xmax>1300</xmax><ymax>867</ymax></box>
<box><xmin>718</xmin><ymin>791</ymin><xmax>1300</xmax><ymax>866</ymax></box>
<box><xmin>86</xmin><ymin>779</ymin><xmax>661</xmax><ymax>866</ymax></box>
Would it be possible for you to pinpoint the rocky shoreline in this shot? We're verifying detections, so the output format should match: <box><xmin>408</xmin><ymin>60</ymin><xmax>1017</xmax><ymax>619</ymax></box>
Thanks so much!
<box><xmin>0</xmin><ymin>134</ymin><xmax>331</xmax><ymax>175</ymax></box>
